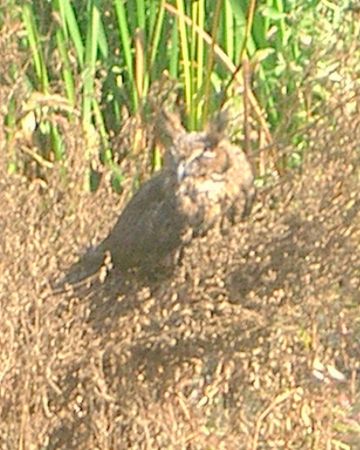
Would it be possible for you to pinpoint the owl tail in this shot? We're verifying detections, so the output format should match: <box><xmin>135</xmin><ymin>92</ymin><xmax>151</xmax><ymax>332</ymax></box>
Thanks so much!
<box><xmin>54</xmin><ymin>244</ymin><xmax>108</xmax><ymax>290</ymax></box>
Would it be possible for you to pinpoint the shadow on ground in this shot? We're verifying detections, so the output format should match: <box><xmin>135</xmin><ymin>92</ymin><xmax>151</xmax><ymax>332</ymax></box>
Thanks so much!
<box><xmin>54</xmin><ymin>111</ymin><xmax>360</xmax><ymax>447</ymax></box>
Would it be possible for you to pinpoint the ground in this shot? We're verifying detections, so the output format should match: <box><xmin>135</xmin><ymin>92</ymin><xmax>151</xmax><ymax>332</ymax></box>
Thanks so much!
<box><xmin>1</xmin><ymin>93</ymin><xmax>360</xmax><ymax>449</ymax></box>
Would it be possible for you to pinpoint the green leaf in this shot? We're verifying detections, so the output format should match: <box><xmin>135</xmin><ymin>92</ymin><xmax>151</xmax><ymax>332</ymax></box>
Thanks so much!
<box><xmin>260</xmin><ymin>6</ymin><xmax>286</xmax><ymax>21</ymax></box>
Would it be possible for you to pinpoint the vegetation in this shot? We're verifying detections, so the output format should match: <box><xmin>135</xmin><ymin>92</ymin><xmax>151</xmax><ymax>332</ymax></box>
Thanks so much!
<box><xmin>1</xmin><ymin>0</ymin><xmax>356</xmax><ymax>189</ymax></box>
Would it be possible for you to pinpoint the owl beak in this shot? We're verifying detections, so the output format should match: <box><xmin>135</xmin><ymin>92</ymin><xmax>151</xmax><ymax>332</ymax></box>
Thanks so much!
<box><xmin>177</xmin><ymin>162</ymin><xmax>186</xmax><ymax>182</ymax></box>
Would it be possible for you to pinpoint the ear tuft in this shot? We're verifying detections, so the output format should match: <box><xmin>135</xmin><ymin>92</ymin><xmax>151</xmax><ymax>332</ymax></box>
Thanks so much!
<box><xmin>205</xmin><ymin>109</ymin><xmax>229</xmax><ymax>148</ymax></box>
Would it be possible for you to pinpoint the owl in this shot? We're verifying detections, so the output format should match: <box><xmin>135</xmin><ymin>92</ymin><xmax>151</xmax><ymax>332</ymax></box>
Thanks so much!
<box><xmin>61</xmin><ymin>111</ymin><xmax>255</xmax><ymax>284</ymax></box>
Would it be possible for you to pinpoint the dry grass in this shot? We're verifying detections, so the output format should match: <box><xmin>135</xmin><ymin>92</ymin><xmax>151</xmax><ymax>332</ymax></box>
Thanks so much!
<box><xmin>0</xmin><ymin>26</ymin><xmax>359</xmax><ymax>450</ymax></box>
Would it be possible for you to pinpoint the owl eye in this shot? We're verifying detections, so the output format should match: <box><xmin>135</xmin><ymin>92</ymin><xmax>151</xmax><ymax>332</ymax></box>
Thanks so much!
<box><xmin>202</xmin><ymin>149</ymin><xmax>216</xmax><ymax>159</ymax></box>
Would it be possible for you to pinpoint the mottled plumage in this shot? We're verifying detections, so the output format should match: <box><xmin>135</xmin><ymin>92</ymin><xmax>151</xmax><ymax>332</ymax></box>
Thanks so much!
<box><xmin>61</xmin><ymin>112</ymin><xmax>255</xmax><ymax>284</ymax></box>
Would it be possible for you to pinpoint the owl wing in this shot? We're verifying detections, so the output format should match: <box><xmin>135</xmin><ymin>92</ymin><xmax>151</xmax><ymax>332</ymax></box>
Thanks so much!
<box><xmin>102</xmin><ymin>169</ymin><xmax>186</xmax><ymax>270</ymax></box>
